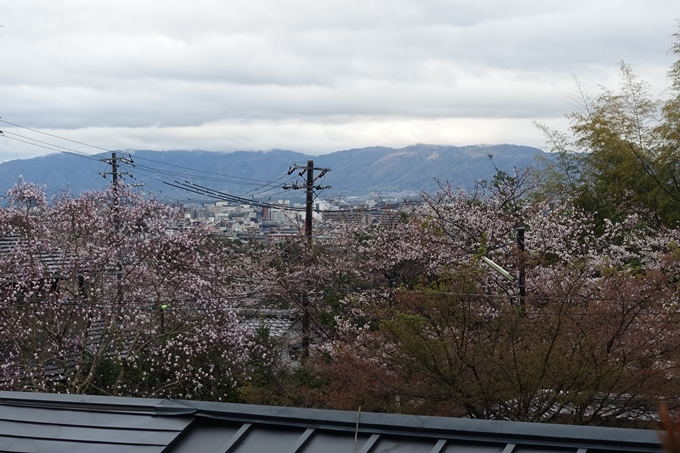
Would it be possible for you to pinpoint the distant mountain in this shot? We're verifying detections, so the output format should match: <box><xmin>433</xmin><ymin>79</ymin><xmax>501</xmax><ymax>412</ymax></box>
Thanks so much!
<box><xmin>0</xmin><ymin>144</ymin><xmax>544</xmax><ymax>202</ymax></box>
<box><xmin>316</xmin><ymin>144</ymin><xmax>542</xmax><ymax>195</ymax></box>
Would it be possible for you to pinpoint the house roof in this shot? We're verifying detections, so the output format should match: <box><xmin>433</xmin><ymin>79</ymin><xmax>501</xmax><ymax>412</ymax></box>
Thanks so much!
<box><xmin>0</xmin><ymin>391</ymin><xmax>662</xmax><ymax>453</ymax></box>
<box><xmin>239</xmin><ymin>309</ymin><xmax>297</xmax><ymax>338</ymax></box>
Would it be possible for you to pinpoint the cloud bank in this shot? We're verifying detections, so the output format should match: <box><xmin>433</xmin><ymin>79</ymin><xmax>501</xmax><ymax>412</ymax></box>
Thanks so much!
<box><xmin>0</xmin><ymin>0</ymin><xmax>677</xmax><ymax>157</ymax></box>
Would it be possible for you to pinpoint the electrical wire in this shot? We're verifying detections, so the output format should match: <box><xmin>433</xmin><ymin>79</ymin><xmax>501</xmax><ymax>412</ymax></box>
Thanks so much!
<box><xmin>0</xmin><ymin>118</ymin><xmax>109</xmax><ymax>152</ymax></box>
<box><xmin>238</xmin><ymin>173</ymin><xmax>297</xmax><ymax>198</ymax></box>
<box><xmin>0</xmin><ymin>118</ymin><xmax>305</xmax><ymax>188</ymax></box>
<box><xmin>127</xmin><ymin>153</ymin><xmax>280</xmax><ymax>184</ymax></box>
<box><xmin>120</xmin><ymin>160</ymin><xmax>286</xmax><ymax>187</ymax></box>
<box><xmin>1</xmin><ymin>135</ymin><xmax>102</xmax><ymax>163</ymax></box>
<box><xmin>0</xmin><ymin>119</ymin><xmax>412</xmax><ymax>216</ymax></box>
<box><xmin>163</xmin><ymin>180</ymin><xmax>306</xmax><ymax>211</ymax></box>
<box><xmin>2</xmin><ymin>130</ymin><xmax>98</xmax><ymax>159</ymax></box>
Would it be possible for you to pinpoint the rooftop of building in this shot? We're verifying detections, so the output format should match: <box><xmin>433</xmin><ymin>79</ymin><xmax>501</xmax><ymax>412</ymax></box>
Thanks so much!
<box><xmin>0</xmin><ymin>391</ymin><xmax>662</xmax><ymax>453</ymax></box>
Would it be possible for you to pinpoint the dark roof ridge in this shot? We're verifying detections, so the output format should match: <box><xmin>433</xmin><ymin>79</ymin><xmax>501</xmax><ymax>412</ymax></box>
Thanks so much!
<box><xmin>166</xmin><ymin>400</ymin><xmax>660</xmax><ymax>452</ymax></box>
<box><xmin>0</xmin><ymin>390</ymin><xmax>165</xmax><ymax>414</ymax></box>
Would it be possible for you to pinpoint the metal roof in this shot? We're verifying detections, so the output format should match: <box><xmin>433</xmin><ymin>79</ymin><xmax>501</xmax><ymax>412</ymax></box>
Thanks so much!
<box><xmin>0</xmin><ymin>391</ymin><xmax>662</xmax><ymax>453</ymax></box>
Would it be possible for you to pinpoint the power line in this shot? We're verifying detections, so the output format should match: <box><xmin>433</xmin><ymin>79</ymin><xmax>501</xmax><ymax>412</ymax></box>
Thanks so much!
<box><xmin>120</xmin><ymin>160</ymin><xmax>285</xmax><ymax>187</ymax></box>
<box><xmin>2</xmin><ymin>130</ymin><xmax>95</xmax><ymax>157</ymax></box>
<box><xmin>1</xmin><ymin>134</ymin><xmax>101</xmax><ymax>162</ymax></box>
<box><xmin>0</xmin><ymin>118</ymin><xmax>109</xmax><ymax>151</ymax></box>
<box><xmin>128</xmin><ymin>154</ymin><xmax>278</xmax><ymax>184</ymax></box>
<box><xmin>1</xmin><ymin>119</ymin><xmax>414</xmax><ymax>214</ymax></box>
<box><xmin>163</xmin><ymin>180</ymin><xmax>306</xmax><ymax>211</ymax></box>
<box><xmin>238</xmin><ymin>173</ymin><xmax>298</xmax><ymax>198</ymax></box>
<box><xmin>0</xmin><ymin>118</ymin><xmax>304</xmax><ymax>188</ymax></box>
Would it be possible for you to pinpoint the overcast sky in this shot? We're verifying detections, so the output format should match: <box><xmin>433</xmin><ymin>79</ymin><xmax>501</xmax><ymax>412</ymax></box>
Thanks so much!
<box><xmin>0</xmin><ymin>1</ymin><xmax>678</xmax><ymax>159</ymax></box>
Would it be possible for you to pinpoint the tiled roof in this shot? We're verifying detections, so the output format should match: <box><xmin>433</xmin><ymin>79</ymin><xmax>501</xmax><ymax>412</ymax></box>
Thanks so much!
<box><xmin>238</xmin><ymin>309</ymin><xmax>297</xmax><ymax>338</ymax></box>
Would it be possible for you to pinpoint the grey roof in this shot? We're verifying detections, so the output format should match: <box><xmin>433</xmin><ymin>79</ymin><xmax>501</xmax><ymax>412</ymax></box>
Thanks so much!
<box><xmin>238</xmin><ymin>309</ymin><xmax>297</xmax><ymax>338</ymax></box>
<box><xmin>0</xmin><ymin>391</ymin><xmax>662</xmax><ymax>453</ymax></box>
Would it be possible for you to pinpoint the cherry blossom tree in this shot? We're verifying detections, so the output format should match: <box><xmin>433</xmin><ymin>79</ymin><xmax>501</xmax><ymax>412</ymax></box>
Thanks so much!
<box><xmin>300</xmin><ymin>174</ymin><xmax>680</xmax><ymax>427</ymax></box>
<box><xmin>4</xmin><ymin>172</ymin><xmax>680</xmax><ymax>428</ymax></box>
<box><xmin>0</xmin><ymin>180</ymin><xmax>259</xmax><ymax>399</ymax></box>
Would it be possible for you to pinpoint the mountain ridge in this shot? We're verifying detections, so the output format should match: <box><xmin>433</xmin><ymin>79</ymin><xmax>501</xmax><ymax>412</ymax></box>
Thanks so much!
<box><xmin>0</xmin><ymin>144</ymin><xmax>544</xmax><ymax>202</ymax></box>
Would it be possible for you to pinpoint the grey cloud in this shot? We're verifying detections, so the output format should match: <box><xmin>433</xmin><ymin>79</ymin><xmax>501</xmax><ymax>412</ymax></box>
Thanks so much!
<box><xmin>4</xmin><ymin>70</ymin><xmax>584</xmax><ymax>129</ymax></box>
<box><xmin>0</xmin><ymin>0</ymin><xmax>677</xmax><ymax>157</ymax></box>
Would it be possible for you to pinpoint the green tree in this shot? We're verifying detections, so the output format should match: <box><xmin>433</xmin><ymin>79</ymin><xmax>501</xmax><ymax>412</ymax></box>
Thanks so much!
<box><xmin>536</xmin><ymin>28</ymin><xmax>680</xmax><ymax>229</ymax></box>
<box><xmin>359</xmin><ymin>265</ymin><xmax>680</xmax><ymax>426</ymax></box>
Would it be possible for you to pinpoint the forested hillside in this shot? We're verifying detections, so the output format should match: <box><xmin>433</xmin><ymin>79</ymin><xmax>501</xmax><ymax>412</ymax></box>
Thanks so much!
<box><xmin>0</xmin><ymin>144</ymin><xmax>541</xmax><ymax>200</ymax></box>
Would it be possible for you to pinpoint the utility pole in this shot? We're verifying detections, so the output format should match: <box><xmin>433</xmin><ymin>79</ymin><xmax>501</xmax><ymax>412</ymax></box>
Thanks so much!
<box><xmin>100</xmin><ymin>152</ymin><xmax>136</xmax><ymax>232</ymax></box>
<box><xmin>516</xmin><ymin>226</ymin><xmax>526</xmax><ymax>304</ymax></box>
<box><xmin>99</xmin><ymin>152</ymin><xmax>135</xmax><ymax>302</ymax></box>
<box><xmin>99</xmin><ymin>152</ymin><xmax>134</xmax><ymax>186</ymax></box>
<box><xmin>112</xmin><ymin>151</ymin><xmax>118</xmax><ymax>185</ymax></box>
<box><xmin>305</xmin><ymin>160</ymin><xmax>314</xmax><ymax>243</ymax></box>
<box><xmin>283</xmin><ymin>160</ymin><xmax>331</xmax><ymax>243</ymax></box>
<box><xmin>283</xmin><ymin>160</ymin><xmax>330</xmax><ymax>356</ymax></box>
<box><xmin>99</xmin><ymin>152</ymin><xmax>135</xmax><ymax>226</ymax></box>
